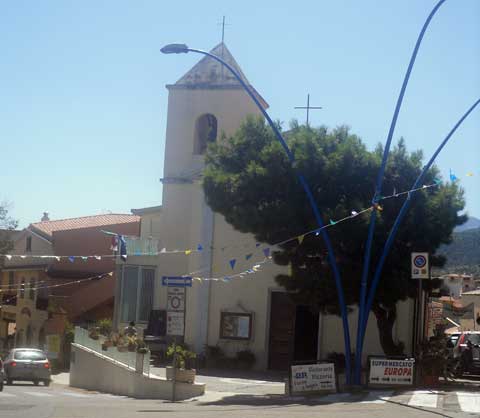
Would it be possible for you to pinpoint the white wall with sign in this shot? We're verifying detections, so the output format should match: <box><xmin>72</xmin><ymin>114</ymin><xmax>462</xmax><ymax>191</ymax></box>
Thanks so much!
<box><xmin>369</xmin><ymin>358</ymin><xmax>415</xmax><ymax>386</ymax></box>
<box><xmin>290</xmin><ymin>363</ymin><xmax>336</xmax><ymax>394</ymax></box>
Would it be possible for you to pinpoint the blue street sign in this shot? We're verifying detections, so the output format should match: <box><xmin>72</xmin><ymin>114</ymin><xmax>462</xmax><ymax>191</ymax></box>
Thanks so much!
<box><xmin>162</xmin><ymin>276</ymin><xmax>193</xmax><ymax>287</ymax></box>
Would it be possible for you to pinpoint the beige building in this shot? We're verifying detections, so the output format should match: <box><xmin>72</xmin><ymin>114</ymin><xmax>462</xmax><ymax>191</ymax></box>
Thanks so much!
<box><xmin>114</xmin><ymin>43</ymin><xmax>414</xmax><ymax>370</ymax></box>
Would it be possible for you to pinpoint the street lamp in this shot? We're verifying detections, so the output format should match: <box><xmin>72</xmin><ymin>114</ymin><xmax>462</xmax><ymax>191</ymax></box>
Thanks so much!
<box><xmin>161</xmin><ymin>43</ymin><xmax>354</xmax><ymax>383</ymax></box>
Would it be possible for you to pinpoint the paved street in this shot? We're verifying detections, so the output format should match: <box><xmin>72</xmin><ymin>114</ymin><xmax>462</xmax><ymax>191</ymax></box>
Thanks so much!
<box><xmin>1</xmin><ymin>377</ymin><xmax>480</xmax><ymax>418</ymax></box>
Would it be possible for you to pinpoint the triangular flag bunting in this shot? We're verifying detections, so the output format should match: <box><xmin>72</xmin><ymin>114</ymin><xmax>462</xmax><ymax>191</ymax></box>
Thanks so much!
<box><xmin>255</xmin><ymin>243</ymin><xmax>260</xmax><ymax>247</ymax></box>
<box><xmin>229</xmin><ymin>259</ymin><xmax>236</xmax><ymax>270</ymax></box>
<box><xmin>263</xmin><ymin>248</ymin><xmax>270</xmax><ymax>258</ymax></box>
<box><xmin>197</xmin><ymin>244</ymin><xmax>203</xmax><ymax>251</ymax></box>
<box><xmin>434</xmin><ymin>178</ymin><xmax>442</xmax><ymax>185</ymax></box>
<box><xmin>245</xmin><ymin>253</ymin><xmax>253</xmax><ymax>260</ymax></box>
<box><xmin>351</xmin><ymin>211</ymin><xmax>358</xmax><ymax>217</ymax></box>
<box><xmin>329</xmin><ymin>219</ymin><xmax>336</xmax><ymax>226</ymax></box>
<box><xmin>5</xmin><ymin>255</ymin><xmax>12</xmax><ymax>260</ymax></box>
<box><xmin>68</xmin><ymin>256</ymin><xmax>75</xmax><ymax>263</ymax></box>
<box><xmin>185</xmin><ymin>250</ymin><xmax>192</xmax><ymax>255</ymax></box>
<box><xmin>449</xmin><ymin>169</ymin><xmax>458</xmax><ymax>182</ymax></box>
<box><xmin>298</xmin><ymin>234</ymin><xmax>305</xmax><ymax>244</ymax></box>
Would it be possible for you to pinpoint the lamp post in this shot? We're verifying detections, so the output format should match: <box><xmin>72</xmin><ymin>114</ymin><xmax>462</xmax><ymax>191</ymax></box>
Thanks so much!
<box><xmin>161</xmin><ymin>43</ymin><xmax>354</xmax><ymax>383</ymax></box>
<box><xmin>354</xmin><ymin>0</ymin><xmax>447</xmax><ymax>384</ymax></box>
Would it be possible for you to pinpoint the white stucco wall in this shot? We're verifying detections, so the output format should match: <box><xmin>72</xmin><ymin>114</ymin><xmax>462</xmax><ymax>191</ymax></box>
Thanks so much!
<box><xmin>70</xmin><ymin>344</ymin><xmax>204</xmax><ymax>400</ymax></box>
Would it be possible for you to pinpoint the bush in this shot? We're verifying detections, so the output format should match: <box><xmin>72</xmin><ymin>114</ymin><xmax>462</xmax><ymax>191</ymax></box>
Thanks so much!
<box><xmin>236</xmin><ymin>349</ymin><xmax>256</xmax><ymax>369</ymax></box>
<box><xmin>96</xmin><ymin>318</ymin><xmax>113</xmax><ymax>337</ymax></box>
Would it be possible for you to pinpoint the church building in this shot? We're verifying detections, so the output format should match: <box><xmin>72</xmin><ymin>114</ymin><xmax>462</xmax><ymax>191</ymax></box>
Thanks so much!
<box><xmin>113</xmin><ymin>43</ymin><xmax>414</xmax><ymax>370</ymax></box>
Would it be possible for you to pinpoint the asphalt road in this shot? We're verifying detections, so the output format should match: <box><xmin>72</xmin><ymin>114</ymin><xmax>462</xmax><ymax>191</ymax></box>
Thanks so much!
<box><xmin>1</xmin><ymin>380</ymin><xmax>480</xmax><ymax>418</ymax></box>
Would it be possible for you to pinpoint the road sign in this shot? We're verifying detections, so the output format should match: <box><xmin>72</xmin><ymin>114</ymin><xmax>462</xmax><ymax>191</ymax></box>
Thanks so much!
<box><xmin>167</xmin><ymin>287</ymin><xmax>185</xmax><ymax>312</ymax></box>
<box><xmin>167</xmin><ymin>311</ymin><xmax>185</xmax><ymax>336</ymax></box>
<box><xmin>162</xmin><ymin>276</ymin><xmax>192</xmax><ymax>287</ymax></box>
<box><xmin>411</xmin><ymin>252</ymin><xmax>429</xmax><ymax>279</ymax></box>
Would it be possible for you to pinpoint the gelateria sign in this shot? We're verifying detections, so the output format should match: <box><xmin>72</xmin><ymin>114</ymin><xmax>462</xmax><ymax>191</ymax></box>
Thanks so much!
<box><xmin>290</xmin><ymin>363</ymin><xmax>336</xmax><ymax>394</ymax></box>
<box><xmin>369</xmin><ymin>358</ymin><xmax>415</xmax><ymax>386</ymax></box>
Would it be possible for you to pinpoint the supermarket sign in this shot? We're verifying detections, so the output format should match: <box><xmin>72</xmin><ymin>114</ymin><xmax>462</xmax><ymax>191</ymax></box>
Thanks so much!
<box><xmin>369</xmin><ymin>358</ymin><xmax>415</xmax><ymax>386</ymax></box>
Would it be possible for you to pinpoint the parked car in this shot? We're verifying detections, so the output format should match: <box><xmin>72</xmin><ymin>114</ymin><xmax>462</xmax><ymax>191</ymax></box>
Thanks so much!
<box><xmin>3</xmin><ymin>348</ymin><xmax>51</xmax><ymax>386</ymax></box>
<box><xmin>447</xmin><ymin>331</ymin><xmax>480</xmax><ymax>375</ymax></box>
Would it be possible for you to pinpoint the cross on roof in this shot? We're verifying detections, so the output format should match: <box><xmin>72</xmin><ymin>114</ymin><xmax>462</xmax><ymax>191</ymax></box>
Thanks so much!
<box><xmin>294</xmin><ymin>94</ymin><xmax>322</xmax><ymax>127</ymax></box>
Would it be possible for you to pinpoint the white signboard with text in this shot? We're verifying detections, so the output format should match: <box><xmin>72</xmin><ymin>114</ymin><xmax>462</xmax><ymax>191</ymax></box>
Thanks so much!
<box><xmin>167</xmin><ymin>311</ymin><xmax>185</xmax><ymax>336</ymax></box>
<box><xmin>167</xmin><ymin>287</ymin><xmax>185</xmax><ymax>312</ymax></box>
<box><xmin>369</xmin><ymin>358</ymin><xmax>415</xmax><ymax>386</ymax></box>
<box><xmin>291</xmin><ymin>363</ymin><xmax>336</xmax><ymax>394</ymax></box>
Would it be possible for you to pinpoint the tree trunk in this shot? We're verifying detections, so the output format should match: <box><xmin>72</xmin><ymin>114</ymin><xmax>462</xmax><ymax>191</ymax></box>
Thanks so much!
<box><xmin>372</xmin><ymin>303</ymin><xmax>405</xmax><ymax>356</ymax></box>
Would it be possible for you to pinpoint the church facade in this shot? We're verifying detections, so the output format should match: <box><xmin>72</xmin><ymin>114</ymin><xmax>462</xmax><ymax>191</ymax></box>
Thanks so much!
<box><xmin>113</xmin><ymin>43</ymin><xmax>414</xmax><ymax>370</ymax></box>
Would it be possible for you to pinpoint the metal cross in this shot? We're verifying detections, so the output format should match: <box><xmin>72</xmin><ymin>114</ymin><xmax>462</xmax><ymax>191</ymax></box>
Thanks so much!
<box><xmin>294</xmin><ymin>94</ymin><xmax>322</xmax><ymax>127</ymax></box>
<box><xmin>218</xmin><ymin>16</ymin><xmax>231</xmax><ymax>44</ymax></box>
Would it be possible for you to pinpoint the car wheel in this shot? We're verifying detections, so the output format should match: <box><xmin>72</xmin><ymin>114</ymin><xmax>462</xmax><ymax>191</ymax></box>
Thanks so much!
<box><xmin>6</xmin><ymin>378</ymin><xmax>12</xmax><ymax>385</ymax></box>
<box><xmin>33</xmin><ymin>380</ymin><xmax>39</xmax><ymax>386</ymax></box>
<box><xmin>43</xmin><ymin>380</ymin><xmax>50</xmax><ymax>387</ymax></box>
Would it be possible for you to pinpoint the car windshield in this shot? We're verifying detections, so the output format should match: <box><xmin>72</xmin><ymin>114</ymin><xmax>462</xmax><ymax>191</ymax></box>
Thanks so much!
<box><xmin>466</xmin><ymin>334</ymin><xmax>480</xmax><ymax>345</ymax></box>
<box><xmin>13</xmin><ymin>350</ymin><xmax>47</xmax><ymax>360</ymax></box>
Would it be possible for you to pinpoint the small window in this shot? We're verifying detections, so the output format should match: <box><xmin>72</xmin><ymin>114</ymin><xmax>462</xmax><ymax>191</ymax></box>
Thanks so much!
<box><xmin>193</xmin><ymin>114</ymin><xmax>217</xmax><ymax>155</ymax></box>
<box><xmin>26</xmin><ymin>236</ymin><xmax>32</xmax><ymax>252</ymax></box>
<box><xmin>220</xmin><ymin>312</ymin><xmax>253</xmax><ymax>340</ymax></box>
<box><xmin>14</xmin><ymin>350</ymin><xmax>47</xmax><ymax>360</ymax></box>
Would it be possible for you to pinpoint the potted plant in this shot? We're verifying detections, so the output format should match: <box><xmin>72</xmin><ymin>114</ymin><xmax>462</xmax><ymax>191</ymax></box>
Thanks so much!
<box><xmin>97</xmin><ymin>318</ymin><xmax>113</xmax><ymax>337</ymax></box>
<box><xmin>166</xmin><ymin>343</ymin><xmax>197</xmax><ymax>383</ymax></box>
<box><xmin>417</xmin><ymin>329</ymin><xmax>449</xmax><ymax>386</ymax></box>
<box><xmin>116</xmin><ymin>334</ymin><xmax>128</xmax><ymax>352</ymax></box>
<box><xmin>127</xmin><ymin>336</ymin><xmax>137</xmax><ymax>352</ymax></box>
<box><xmin>88</xmin><ymin>327</ymin><xmax>100</xmax><ymax>340</ymax></box>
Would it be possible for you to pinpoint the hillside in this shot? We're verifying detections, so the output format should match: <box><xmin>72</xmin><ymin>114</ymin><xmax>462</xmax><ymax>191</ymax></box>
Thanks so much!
<box><xmin>435</xmin><ymin>227</ymin><xmax>480</xmax><ymax>277</ymax></box>
<box><xmin>455</xmin><ymin>216</ymin><xmax>480</xmax><ymax>232</ymax></box>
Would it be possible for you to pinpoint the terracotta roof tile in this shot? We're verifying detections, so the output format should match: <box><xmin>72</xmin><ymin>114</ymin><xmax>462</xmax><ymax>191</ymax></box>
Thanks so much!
<box><xmin>30</xmin><ymin>214</ymin><xmax>140</xmax><ymax>237</ymax></box>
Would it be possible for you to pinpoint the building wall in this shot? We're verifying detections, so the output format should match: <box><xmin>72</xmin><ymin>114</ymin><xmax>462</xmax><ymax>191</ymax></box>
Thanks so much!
<box><xmin>51</xmin><ymin>222</ymin><xmax>140</xmax><ymax>275</ymax></box>
<box><xmin>460</xmin><ymin>293</ymin><xmax>480</xmax><ymax>331</ymax></box>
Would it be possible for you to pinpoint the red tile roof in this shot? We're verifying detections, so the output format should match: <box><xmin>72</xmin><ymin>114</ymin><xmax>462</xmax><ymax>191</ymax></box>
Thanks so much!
<box><xmin>30</xmin><ymin>214</ymin><xmax>140</xmax><ymax>237</ymax></box>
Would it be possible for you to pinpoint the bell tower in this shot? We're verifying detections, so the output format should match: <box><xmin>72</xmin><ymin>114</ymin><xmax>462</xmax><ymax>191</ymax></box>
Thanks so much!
<box><xmin>160</xmin><ymin>43</ymin><xmax>267</xmax><ymax>352</ymax></box>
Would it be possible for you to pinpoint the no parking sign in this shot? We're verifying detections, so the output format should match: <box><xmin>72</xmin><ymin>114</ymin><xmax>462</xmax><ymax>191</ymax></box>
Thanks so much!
<box><xmin>411</xmin><ymin>252</ymin><xmax>429</xmax><ymax>279</ymax></box>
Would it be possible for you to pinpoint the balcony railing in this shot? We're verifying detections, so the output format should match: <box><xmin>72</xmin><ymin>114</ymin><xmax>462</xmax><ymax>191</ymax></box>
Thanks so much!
<box><xmin>125</xmin><ymin>237</ymin><xmax>159</xmax><ymax>256</ymax></box>
<box><xmin>73</xmin><ymin>327</ymin><xmax>150</xmax><ymax>375</ymax></box>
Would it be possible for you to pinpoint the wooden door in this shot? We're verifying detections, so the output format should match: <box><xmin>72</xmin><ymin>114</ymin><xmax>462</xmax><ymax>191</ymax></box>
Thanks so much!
<box><xmin>268</xmin><ymin>292</ymin><xmax>296</xmax><ymax>370</ymax></box>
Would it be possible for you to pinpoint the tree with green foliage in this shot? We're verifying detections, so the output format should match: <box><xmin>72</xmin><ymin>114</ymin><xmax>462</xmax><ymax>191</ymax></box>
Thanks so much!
<box><xmin>203</xmin><ymin>117</ymin><xmax>466</xmax><ymax>355</ymax></box>
<box><xmin>0</xmin><ymin>204</ymin><xmax>18</xmax><ymax>265</ymax></box>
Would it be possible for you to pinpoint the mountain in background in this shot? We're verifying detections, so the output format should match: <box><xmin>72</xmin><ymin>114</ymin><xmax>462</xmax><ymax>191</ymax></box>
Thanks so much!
<box><xmin>435</xmin><ymin>226</ymin><xmax>480</xmax><ymax>277</ymax></box>
<box><xmin>455</xmin><ymin>216</ymin><xmax>480</xmax><ymax>232</ymax></box>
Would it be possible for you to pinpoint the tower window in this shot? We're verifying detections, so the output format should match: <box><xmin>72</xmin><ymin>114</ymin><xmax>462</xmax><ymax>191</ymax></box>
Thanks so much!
<box><xmin>26</xmin><ymin>236</ymin><xmax>32</xmax><ymax>252</ymax></box>
<box><xmin>193</xmin><ymin>114</ymin><xmax>217</xmax><ymax>155</ymax></box>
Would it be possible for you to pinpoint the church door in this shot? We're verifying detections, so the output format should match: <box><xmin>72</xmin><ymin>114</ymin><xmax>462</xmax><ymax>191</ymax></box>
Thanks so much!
<box><xmin>268</xmin><ymin>292</ymin><xmax>319</xmax><ymax>370</ymax></box>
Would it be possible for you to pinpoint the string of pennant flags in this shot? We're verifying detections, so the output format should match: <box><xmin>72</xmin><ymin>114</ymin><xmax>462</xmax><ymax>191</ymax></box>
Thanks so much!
<box><xmin>0</xmin><ymin>174</ymin><xmax>474</xmax><ymax>281</ymax></box>
<box><xmin>0</xmin><ymin>272</ymin><xmax>113</xmax><ymax>295</ymax></box>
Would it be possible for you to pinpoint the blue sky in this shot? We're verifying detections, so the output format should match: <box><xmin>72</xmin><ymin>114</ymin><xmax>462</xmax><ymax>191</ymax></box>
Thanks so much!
<box><xmin>0</xmin><ymin>0</ymin><xmax>478</xmax><ymax>228</ymax></box>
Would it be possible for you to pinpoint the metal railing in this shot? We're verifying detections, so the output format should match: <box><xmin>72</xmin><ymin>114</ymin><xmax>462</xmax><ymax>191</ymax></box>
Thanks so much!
<box><xmin>74</xmin><ymin>327</ymin><xmax>150</xmax><ymax>375</ymax></box>
<box><xmin>125</xmin><ymin>237</ymin><xmax>160</xmax><ymax>256</ymax></box>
